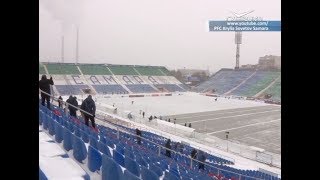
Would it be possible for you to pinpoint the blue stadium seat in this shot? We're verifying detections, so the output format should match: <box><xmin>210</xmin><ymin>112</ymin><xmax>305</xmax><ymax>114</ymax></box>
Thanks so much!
<box><xmin>197</xmin><ymin>174</ymin><xmax>213</xmax><ymax>180</ymax></box>
<box><xmin>68</xmin><ymin>123</ymin><xmax>75</xmax><ymax>133</ymax></box>
<box><xmin>164</xmin><ymin>171</ymin><xmax>180</xmax><ymax>180</ymax></box>
<box><xmin>54</xmin><ymin>121</ymin><xmax>63</xmax><ymax>143</ymax></box>
<box><xmin>123</xmin><ymin>169</ymin><xmax>141</xmax><ymax>180</ymax></box>
<box><xmin>75</xmin><ymin>127</ymin><xmax>81</xmax><ymax>137</ymax></box>
<box><xmin>116</xmin><ymin>143</ymin><xmax>125</xmax><ymax>155</ymax></box>
<box><xmin>124</xmin><ymin>149</ymin><xmax>135</xmax><ymax>159</ymax></box>
<box><xmin>97</xmin><ymin>141</ymin><xmax>111</xmax><ymax>156</ymax></box>
<box><xmin>73</xmin><ymin>136</ymin><xmax>88</xmax><ymax>163</ymax></box>
<box><xmin>89</xmin><ymin>135</ymin><xmax>99</xmax><ymax>149</ymax></box>
<box><xmin>141</xmin><ymin>167</ymin><xmax>158</xmax><ymax>180</ymax></box>
<box><xmin>102</xmin><ymin>154</ymin><xmax>123</xmax><ymax>180</ymax></box>
<box><xmin>113</xmin><ymin>149</ymin><xmax>125</xmax><ymax>167</ymax></box>
<box><xmin>105</xmin><ymin>139</ymin><xmax>115</xmax><ymax>148</ymax></box>
<box><xmin>48</xmin><ymin>117</ymin><xmax>56</xmax><ymax>136</ymax></box>
<box><xmin>160</xmin><ymin>161</ymin><xmax>169</xmax><ymax>171</ymax></box>
<box><xmin>149</xmin><ymin>164</ymin><xmax>163</xmax><ymax>177</ymax></box>
<box><xmin>63</xmin><ymin>128</ymin><xmax>73</xmax><ymax>151</ymax></box>
<box><xmin>88</xmin><ymin>145</ymin><xmax>102</xmax><ymax>172</ymax></box>
<box><xmin>39</xmin><ymin>111</ymin><xmax>43</xmax><ymax>125</ymax></box>
<box><xmin>39</xmin><ymin>167</ymin><xmax>48</xmax><ymax>180</ymax></box>
<box><xmin>43</xmin><ymin>115</ymin><xmax>49</xmax><ymax>130</ymax></box>
<box><xmin>125</xmin><ymin>157</ymin><xmax>140</xmax><ymax>177</ymax></box>
<box><xmin>100</xmin><ymin>135</ymin><xmax>107</xmax><ymax>144</ymax></box>
<box><xmin>135</xmin><ymin>155</ymin><xmax>148</xmax><ymax>167</ymax></box>
<box><xmin>81</xmin><ymin>129</ymin><xmax>89</xmax><ymax>143</ymax></box>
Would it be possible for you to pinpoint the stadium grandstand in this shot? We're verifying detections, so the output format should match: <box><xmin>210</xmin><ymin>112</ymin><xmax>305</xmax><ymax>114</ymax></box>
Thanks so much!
<box><xmin>195</xmin><ymin>69</ymin><xmax>281</xmax><ymax>103</ymax></box>
<box><xmin>39</xmin><ymin>62</ymin><xmax>281</xmax><ymax>180</ymax></box>
<box><xmin>39</xmin><ymin>63</ymin><xmax>187</xmax><ymax>96</ymax></box>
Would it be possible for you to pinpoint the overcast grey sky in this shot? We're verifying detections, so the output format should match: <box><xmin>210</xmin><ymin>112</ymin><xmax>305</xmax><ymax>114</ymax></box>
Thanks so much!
<box><xmin>39</xmin><ymin>0</ymin><xmax>280</xmax><ymax>73</ymax></box>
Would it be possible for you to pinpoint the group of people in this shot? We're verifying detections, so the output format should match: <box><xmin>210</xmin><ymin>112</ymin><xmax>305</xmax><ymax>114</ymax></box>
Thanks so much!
<box><xmin>39</xmin><ymin>75</ymin><xmax>97</xmax><ymax>129</ymax></box>
<box><xmin>164</xmin><ymin>139</ymin><xmax>206</xmax><ymax>170</ymax></box>
<box><xmin>40</xmin><ymin>74</ymin><xmax>206</xmax><ymax>170</ymax></box>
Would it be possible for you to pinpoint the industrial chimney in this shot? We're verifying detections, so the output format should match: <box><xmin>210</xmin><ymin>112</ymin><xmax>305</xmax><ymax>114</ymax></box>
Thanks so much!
<box><xmin>61</xmin><ymin>36</ymin><xmax>64</xmax><ymax>63</ymax></box>
<box><xmin>76</xmin><ymin>26</ymin><xmax>79</xmax><ymax>64</ymax></box>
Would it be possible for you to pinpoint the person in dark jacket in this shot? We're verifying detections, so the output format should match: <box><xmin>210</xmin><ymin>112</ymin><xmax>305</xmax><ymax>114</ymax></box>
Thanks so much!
<box><xmin>39</xmin><ymin>75</ymin><xmax>54</xmax><ymax>109</ymax></box>
<box><xmin>67</xmin><ymin>96</ymin><xmax>78</xmax><ymax>118</ymax></box>
<box><xmin>165</xmin><ymin>139</ymin><xmax>172</xmax><ymax>158</ymax></box>
<box><xmin>136</xmin><ymin>128</ymin><xmax>142</xmax><ymax>145</ymax></box>
<box><xmin>58</xmin><ymin>96</ymin><xmax>63</xmax><ymax>108</ymax></box>
<box><xmin>191</xmin><ymin>148</ymin><xmax>197</xmax><ymax>159</ymax></box>
<box><xmin>198</xmin><ymin>151</ymin><xmax>206</xmax><ymax>170</ymax></box>
<box><xmin>80</xmin><ymin>95</ymin><xmax>96</xmax><ymax>128</ymax></box>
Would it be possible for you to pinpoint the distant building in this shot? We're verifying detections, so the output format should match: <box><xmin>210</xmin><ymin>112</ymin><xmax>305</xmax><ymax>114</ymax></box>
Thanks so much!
<box><xmin>240</xmin><ymin>64</ymin><xmax>257</xmax><ymax>70</ymax></box>
<box><xmin>258</xmin><ymin>55</ymin><xmax>281</xmax><ymax>70</ymax></box>
<box><xmin>177</xmin><ymin>69</ymin><xmax>210</xmax><ymax>77</ymax></box>
<box><xmin>177</xmin><ymin>69</ymin><xmax>210</xmax><ymax>86</ymax></box>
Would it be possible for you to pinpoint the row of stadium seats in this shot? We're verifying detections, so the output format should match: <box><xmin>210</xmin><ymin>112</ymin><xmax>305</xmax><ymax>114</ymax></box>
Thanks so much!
<box><xmin>78</xmin><ymin>64</ymin><xmax>113</xmax><ymax>75</ymax></box>
<box><xmin>54</xmin><ymin>84</ymin><xmax>186</xmax><ymax>95</ymax></box>
<box><xmin>46</xmin><ymin>64</ymin><xmax>81</xmax><ymax>75</ymax></box>
<box><xmin>230</xmin><ymin>71</ymin><xmax>280</xmax><ymax>97</ymax></box>
<box><xmin>40</xmin><ymin>63</ymin><xmax>172</xmax><ymax>76</ymax></box>
<box><xmin>93</xmin><ymin>85</ymin><xmax>129</xmax><ymax>94</ymax></box>
<box><xmin>55</xmin><ymin>85</ymin><xmax>90</xmax><ymax>95</ymax></box>
<box><xmin>126</xmin><ymin>84</ymin><xmax>159</xmax><ymax>93</ymax></box>
<box><xmin>262</xmin><ymin>77</ymin><xmax>281</xmax><ymax>101</ymax></box>
<box><xmin>196</xmin><ymin>70</ymin><xmax>281</xmax><ymax>101</ymax></box>
<box><xmin>39</xmin><ymin>103</ymin><xmax>280</xmax><ymax>180</ymax></box>
<box><xmin>196</xmin><ymin>70</ymin><xmax>254</xmax><ymax>94</ymax></box>
<box><xmin>39</xmin><ymin>105</ymin><xmax>216</xmax><ymax>180</ymax></box>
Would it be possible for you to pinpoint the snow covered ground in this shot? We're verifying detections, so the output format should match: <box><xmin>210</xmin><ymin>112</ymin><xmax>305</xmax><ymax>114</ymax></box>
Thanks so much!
<box><xmin>39</xmin><ymin>126</ymin><xmax>88</xmax><ymax>180</ymax></box>
<box><xmin>86</xmin><ymin>92</ymin><xmax>268</xmax><ymax>118</ymax></box>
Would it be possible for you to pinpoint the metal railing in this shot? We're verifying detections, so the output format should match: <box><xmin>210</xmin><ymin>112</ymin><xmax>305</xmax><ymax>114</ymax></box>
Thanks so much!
<box><xmin>39</xmin><ymin>89</ymin><xmax>278</xmax><ymax>180</ymax></box>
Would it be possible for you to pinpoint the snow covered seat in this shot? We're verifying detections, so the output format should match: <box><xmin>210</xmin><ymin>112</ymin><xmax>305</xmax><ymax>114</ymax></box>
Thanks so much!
<box><xmin>88</xmin><ymin>145</ymin><xmax>102</xmax><ymax>172</ymax></box>
<box><xmin>123</xmin><ymin>169</ymin><xmax>141</xmax><ymax>180</ymax></box>
<box><xmin>80</xmin><ymin>129</ymin><xmax>89</xmax><ymax>143</ymax></box>
<box><xmin>54</xmin><ymin>121</ymin><xmax>63</xmax><ymax>143</ymax></box>
<box><xmin>39</xmin><ymin>167</ymin><xmax>48</xmax><ymax>180</ymax></box>
<box><xmin>113</xmin><ymin>149</ymin><xmax>125</xmax><ymax>167</ymax></box>
<box><xmin>48</xmin><ymin>117</ymin><xmax>56</xmax><ymax>136</ymax></box>
<box><xmin>72</xmin><ymin>136</ymin><xmax>88</xmax><ymax>163</ymax></box>
<box><xmin>124</xmin><ymin>156</ymin><xmax>140</xmax><ymax>177</ymax></box>
<box><xmin>163</xmin><ymin>171</ymin><xmax>180</xmax><ymax>180</ymax></box>
<box><xmin>141</xmin><ymin>166</ymin><xmax>158</xmax><ymax>180</ymax></box>
<box><xmin>97</xmin><ymin>141</ymin><xmax>112</xmax><ymax>157</ymax></box>
<box><xmin>43</xmin><ymin>114</ymin><xmax>49</xmax><ymax>130</ymax></box>
<box><xmin>63</xmin><ymin>128</ymin><xmax>73</xmax><ymax>151</ymax></box>
<box><xmin>102</xmin><ymin>154</ymin><xmax>124</xmax><ymax>180</ymax></box>
<box><xmin>89</xmin><ymin>135</ymin><xmax>99</xmax><ymax>149</ymax></box>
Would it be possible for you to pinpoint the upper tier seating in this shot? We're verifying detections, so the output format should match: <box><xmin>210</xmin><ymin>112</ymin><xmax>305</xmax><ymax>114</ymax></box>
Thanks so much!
<box><xmin>108</xmin><ymin>66</ymin><xmax>139</xmax><ymax>75</ymax></box>
<box><xmin>46</xmin><ymin>64</ymin><xmax>80</xmax><ymax>75</ymax></box>
<box><xmin>78</xmin><ymin>64</ymin><xmax>112</xmax><ymax>75</ymax></box>
<box><xmin>134</xmin><ymin>66</ymin><xmax>165</xmax><ymax>76</ymax></box>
